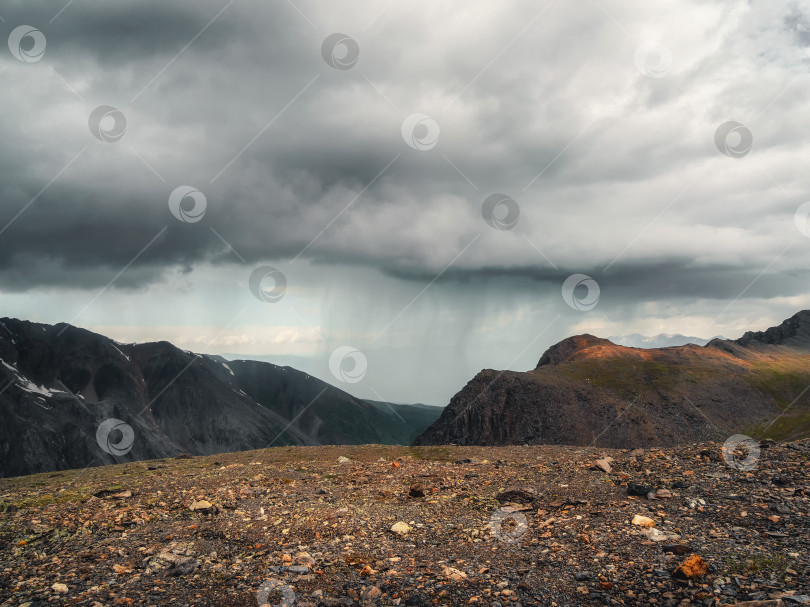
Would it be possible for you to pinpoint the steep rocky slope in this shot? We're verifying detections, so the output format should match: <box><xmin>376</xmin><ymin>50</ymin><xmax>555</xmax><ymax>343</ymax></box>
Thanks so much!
<box><xmin>415</xmin><ymin>311</ymin><xmax>810</xmax><ymax>447</ymax></box>
<box><xmin>0</xmin><ymin>319</ymin><xmax>440</xmax><ymax>478</ymax></box>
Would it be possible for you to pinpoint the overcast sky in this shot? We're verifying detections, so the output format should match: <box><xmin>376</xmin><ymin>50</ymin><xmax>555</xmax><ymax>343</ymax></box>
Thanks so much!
<box><xmin>1</xmin><ymin>0</ymin><xmax>809</xmax><ymax>405</ymax></box>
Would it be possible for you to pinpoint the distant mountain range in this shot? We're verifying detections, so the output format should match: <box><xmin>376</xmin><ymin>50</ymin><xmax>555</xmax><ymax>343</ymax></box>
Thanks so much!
<box><xmin>416</xmin><ymin>310</ymin><xmax>810</xmax><ymax>447</ymax></box>
<box><xmin>0</xmin><ymin>318</ymin><xmax>440</xmax><ymax>478</ymax></box>
<box><xmin>608</xmin><ymin>333</ymin><xmax>719</xmax><ymax>348</ymax></box>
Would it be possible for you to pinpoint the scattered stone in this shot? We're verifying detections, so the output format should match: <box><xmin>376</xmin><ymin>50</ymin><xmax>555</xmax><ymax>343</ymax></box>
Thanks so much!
<box><xmin>643</xmin><ymin>527</ymin><xmax>680</xmax><ymax>542</ymax></box>
<box><xmin>189</xmin><ymin>500</ymin><xmax>218</xmax><ymax>514</ymax></box>
<box><xmin>631</xmin><ymin>514</ymin><xmax>656</xmax><ymax>527</ymax></box>
<box><xmin>495</xmin><ymin>486</ymin><xmax>538</xmax><ymax>503</ymax></box>
<box><xmin>337</xmin><ymin>456</ymin><xmax>351</xmax><ymax>463</ymax></box>
<box><xmin>51</xmin><ymin>583</ymin><xmax>68</xmax><ymax>593</ymax></box>
<box><xmin>662</xmin><ymin>544</ymin><xmax>692</xmax><ymax>555</ymax></box>
<box><xmin>294</xmin><ymin>551</ymin><xmax>315</xmax><ymax>568</ymax></box>
<box><xmin>409</xmin><ymin>483</ymin><xmax>425</xmax><ymax>498</ymax></box>
<box><xmin>672</xmin><ymin>555</ymin><xmax>708</xmax><ymax>580</ymax></box>
<box><xmin>287</xmin><ymin>565</ymin><xmax>310</xmax><ymax>575</ymax></box>
<box><xmin>627</xmin><ymin>483</ymin><xmax>654</xmax><ymax>496</ymax></box>
<box><xmin>442</xmin><ymin>566</ymin><xmax>468</xmax><ymax>582</ymax></box>
<box><xmin>593</xmin><ymin>459</ymin><xmax>612</xmax><ymax>474</ymax></box>
<box><xmin>145</xmin><ymin>551</ymin><xmax>200</xmax><ymax>577</ymax></box>
<box><xmin>390</xmin><ymin>521</ymin><xmax>411</xmax><ymax>536</ymax></box>
<box><xmin>654</xmin><ymin>488</ymin><xmax>672</xmax><ymax>498</ymax></box>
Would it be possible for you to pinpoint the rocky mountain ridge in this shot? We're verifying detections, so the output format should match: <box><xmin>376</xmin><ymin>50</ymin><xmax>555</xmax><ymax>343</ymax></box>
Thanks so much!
<box><xmin>0</xmin><ymin>318</ymin><xmax>440</xmax><ymax>478</ymax></box>
<box><xmin>416</xmin><ymin>311</ymin><xmax>810</xmax><ymax>447</ymax></box>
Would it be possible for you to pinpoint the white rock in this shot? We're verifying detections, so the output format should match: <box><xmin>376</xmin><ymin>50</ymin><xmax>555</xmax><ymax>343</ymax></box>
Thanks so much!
<box><xmin>390</xmin><ymin>521</ymin><xmax>411</xmax><ymax>536</ymax></box>
<box><xmin>643</xmin><ymin>527</ymin><xmax>680</xmax><ymax>542</ymax></box>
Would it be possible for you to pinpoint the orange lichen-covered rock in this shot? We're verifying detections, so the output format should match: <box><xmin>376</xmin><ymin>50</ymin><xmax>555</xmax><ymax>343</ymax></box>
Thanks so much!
<box><xmin>672</xmin><ymin>555</ymin><xmax>709</xmax><ymax>579</ymax></box>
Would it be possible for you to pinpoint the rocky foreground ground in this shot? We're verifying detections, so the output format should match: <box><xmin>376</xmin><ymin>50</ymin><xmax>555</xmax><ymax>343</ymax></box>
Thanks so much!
<box><xmin>0</xmin><ymin>440</ymin><xmax>808</xmax><ymax>607</ymax></box>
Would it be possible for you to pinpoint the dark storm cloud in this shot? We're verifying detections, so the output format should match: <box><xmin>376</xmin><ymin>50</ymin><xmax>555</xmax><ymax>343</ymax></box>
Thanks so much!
<box><xmin>1</xmin><ymin>0</ymin><xmax>809</xmax><ymax>308</ymax></box>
